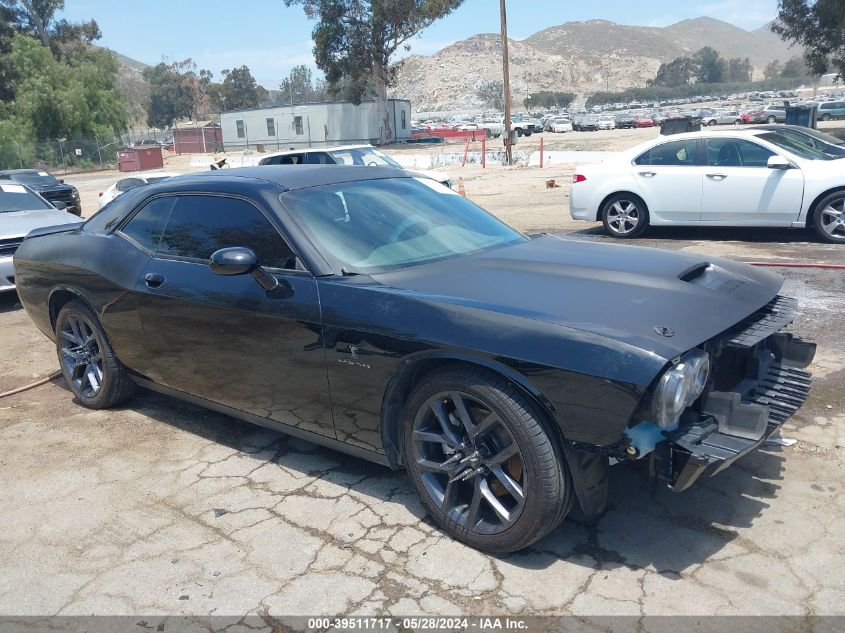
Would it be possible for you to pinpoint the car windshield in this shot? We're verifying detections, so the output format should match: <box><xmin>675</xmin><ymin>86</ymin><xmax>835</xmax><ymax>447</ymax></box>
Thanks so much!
<box><xmin>0</xmin><ymin>183</ymin><xmax>53</xmax><ymax>212</ymax></box>
<box><xmin>794</xmin><ymin>127</ymin><xmax>844</xmax><ymax>146</ymax></box>
<box><xmin>281</xmin><ymin>177</ymin><xmax>525</xmax><ymax>273</ymax></box>
<box><xmin>0</xmin><ymin>170</ymin><xmax>59</xmax><ymax>186</ymax></box>
<box><xmin>329</xmin><ymin>148</ymin><xmax>401</xmax><ymax>168</ymax></box>
<box><xmin>757</xmin><ymin>132</ymin><xmax>834</xmax><ymax>161</ymax></box>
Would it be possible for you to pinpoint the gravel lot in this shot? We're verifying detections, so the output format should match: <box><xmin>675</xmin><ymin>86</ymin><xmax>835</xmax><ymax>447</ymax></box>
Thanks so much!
<box><xmin>1</xmin><ymin>126</ymin><xmax>843</xmax><ymax>624</ymax></box>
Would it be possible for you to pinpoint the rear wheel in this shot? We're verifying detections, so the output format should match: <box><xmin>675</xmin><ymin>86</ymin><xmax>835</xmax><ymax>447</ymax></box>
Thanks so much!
<box><xmin>734</xmin><ymin>119</ymin><xmax>743</xmax><ymax>125</ymax></box>
<box><xmin>402</xmin><ymin>366</ymin><xmax>572</xmax><ymax>553</ymax></box>
<box><xmin>812</xmin><ymin>191</ymin><xmax>845</xmax><ymax>243</ymax></box>
<box><xmin>821</xmin><ymin>113</ymin><xmax>832</xmax><ymax>122</ymax></box>
<box><xmin>767</xmin><ymin>115</ymin><xmax>777</xmax><ymax>123</ymax></box>
<box><xmin>708</xmin><ymin>120</ymin><xmax>717</xmax><ymax>126</ymax></box>
<box><xmin>601</xmin><ymin>193</ymin><xmax>649</xmax><ymax>238</ymax></box>
<box><xmin>55</xmin><ymin>300</ymin><xmax>136</xmax><ymax>409</ymax></box>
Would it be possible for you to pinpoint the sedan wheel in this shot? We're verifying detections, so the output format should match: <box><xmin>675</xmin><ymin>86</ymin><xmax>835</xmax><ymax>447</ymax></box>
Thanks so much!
<box><xmin>602</xmin><ymin>194</ymin><xmax>649</xmax><ymax>238</ymax></box>
<box><xmin>56</xmin><ymin>300</ymin><xmax>136</xmax><ymax>408</ymax></box>
<box><xmin>814</xmin><ymin>193</ymin><xmax>845</xmax><ymax>243</ymax></box>
<box><xmin>767</xmin><ymin>116</ymin><xmax>777</xmax><ymax>123</ymax></box>
<box><xmin>403</xmin><ymin>366</ymin><xmax>572</xmax><ymax>552</ymax></box>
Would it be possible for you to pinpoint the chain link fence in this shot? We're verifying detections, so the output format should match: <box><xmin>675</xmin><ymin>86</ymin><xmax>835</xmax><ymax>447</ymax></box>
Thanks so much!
<box><xmin>0</xmin><ymin>134</ymin><xmax>131</xmax><ymax>172</ymax></box>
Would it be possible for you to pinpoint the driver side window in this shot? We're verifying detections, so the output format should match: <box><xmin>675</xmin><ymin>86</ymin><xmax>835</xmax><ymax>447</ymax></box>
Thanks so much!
<box><xmin>120</xmin><ymin>195</ymin><xmax>300</xmax><ymax>270</ymax></box>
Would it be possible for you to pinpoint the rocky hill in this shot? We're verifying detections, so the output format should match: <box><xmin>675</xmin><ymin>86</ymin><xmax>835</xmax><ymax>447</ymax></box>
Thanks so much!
<box><xmin>391</xmin><ymin>17</ymin><xmax>801</xmax><ymax>112</ymax></box>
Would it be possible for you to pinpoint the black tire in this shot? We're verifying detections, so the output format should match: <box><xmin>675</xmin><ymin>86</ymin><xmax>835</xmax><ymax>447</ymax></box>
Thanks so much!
<box><xmin>601</xmin><ymin>193</ymin><xmax>649</xmax><ymax>238</ymax></box>
<box><xmin>523</xmin><ymin>131</ymin><xmax>532</xmax><ymax>137</ymax></box>
<box><xmin>708</xmin><ymin>120</ymin><xmax>717</xmax><ymax>126</ymax></box>
<box><xmin>811</xmin><ymin>190</ymin><xmax>845</xmax><ymax>244</ymax></box>
<box><xmin>767</xmin><ymin>115</ymin><xmax>777</xmax><ymax>123</ymax></box>
<box><xmin>821</xmin><ymin>114</ymin><xmax>831</xmax><ymax>122</ymax></box>
<box><xmin>734</xmin><ymin>119</ymin><xmax>743</xmax><ymax>125</ymax></box>
<box><xmin>515</xmin><ymin>128</ymin><xmax>523</xmax><ymax>137</ymax></box>
<box><xmin>55</xmin><ymin>300</ymin><xmax>136</xmax><ymax>409</ymax></box>
<box><xmin>402</xmin><ymin>365</ymin><xmax>572</xmax><ymax>553</ymax></box>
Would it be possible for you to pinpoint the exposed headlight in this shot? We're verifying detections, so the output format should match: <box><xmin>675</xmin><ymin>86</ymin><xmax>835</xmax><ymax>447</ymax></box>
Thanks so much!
<box><xmin>651</xmin><ymin>349</ymin><xmax>710</xmax><ymax>428</ymax></box>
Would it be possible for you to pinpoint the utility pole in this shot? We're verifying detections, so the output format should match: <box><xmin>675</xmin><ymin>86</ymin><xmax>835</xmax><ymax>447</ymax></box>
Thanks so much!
<box><xmin>500</xmin><ymin>0</ymin><xmax>512</xmax><ymax>166</ymax></box>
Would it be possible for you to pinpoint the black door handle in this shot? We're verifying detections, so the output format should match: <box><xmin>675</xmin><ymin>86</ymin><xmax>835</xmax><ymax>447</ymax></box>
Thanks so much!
<box><xmin>144</xmin><ymin>273</ymin><xmax>165</xmax><ymax>288</ymax></box>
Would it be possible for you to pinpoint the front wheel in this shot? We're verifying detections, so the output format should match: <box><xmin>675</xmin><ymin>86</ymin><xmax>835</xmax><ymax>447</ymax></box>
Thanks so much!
<box><xmin>402</xmin><ymin>365</ymin><xmax>572</xmax><ymax>553</ymax></box>
<box><xmin>601</xmin><ymin>193</ymin><xmax>649</xmax><ymax>238</ymax></box>
<box><xmin>708</xmin><ymin>120</ymin><xmax>717</xmax><ymax>126</ymax></box>
<box><xmin>813</xmin><ymin>191</ymin><xmax>845</xmax><ymax>243</ymax></box>
<box><xmin>56</xmin><ymin>300</ymin><xmax>136</xmax><ymax>408</ymax></box>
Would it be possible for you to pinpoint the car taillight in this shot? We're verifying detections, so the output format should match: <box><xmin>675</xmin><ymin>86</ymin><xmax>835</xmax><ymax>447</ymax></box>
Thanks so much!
<box><xmin>573</xmin><ymin>174</ymin><xmax>587</xmax><ymax>183</ymax></box>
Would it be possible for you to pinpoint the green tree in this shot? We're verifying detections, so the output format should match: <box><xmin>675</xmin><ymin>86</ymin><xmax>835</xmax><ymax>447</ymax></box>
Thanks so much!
<box><xmin>652</xmin><ymin>56</ymin><xmax>695</xmax><ymax>87</ymax></box>
<box><xmin>692</xmin><ymin>47</ymin><xmax>725</xmax><ymax>84</ymax></box>
<box><xmin>725</xmin><ymin>57</ymin><xmax>752</xmax><ymax>83</ymax></box>
<box><xmin>2</xmin><ymin>33</ymin><xmax>127</xmax><ymax>138</ymax></box>
<box><xmin>284</xmin><ymin>0</ymin><xmax>466</xmax><ymax>145</ymax></box>
<box><xmin>524</xmin><ymin>91</ymin><xmax>575</xmax><ymax>110</ymax></box>
<box><xmin>763</xmin><ymin>60</ymin><xmax>782</xmax><ymax>79</ymax></box>
<box><xmin>781</xmin><ymin>55</ymin><xmax>808</xmax><ymax>77</ymax></box>
<box><xmin>773</xmin><ymin>0</ymin><xmax>840</xmax><ymax>77</ymax></box>
<box><xmin>279</xmin><ymin>64</ymin><xmax>326</xmax><ymax>104</ymax></box>
<box><xmin>144</xmin><ymin>59</ymin><xmax>215</xmax><ymax>128</ymax></box>
<box><xmin>216</xmin><ymin>65</ymin><xmax>268</xmax><ymax>111</ymax></box>
<box><xmin>476</xmin><ymin>79</ymin><xmax>503</xmax><ymax>110</ymax></box>
<box><xmin>0</xmin><ymin>0</ymin><xmax>101</xmax><ymax>58</ymax></box>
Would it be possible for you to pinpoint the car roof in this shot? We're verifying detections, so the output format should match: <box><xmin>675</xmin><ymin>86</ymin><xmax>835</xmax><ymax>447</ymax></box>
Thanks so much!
<box><xmin>260</xmin><ymin>144</ymin><xmax>375</xmax><ymax>159</ymax></box>
<box><xmin>158</xmin><ymin>165</ymin><xmax>416</xmax><ymax>192</ymax></box>
<box><xmin>0</xmin><ymin>169</ymin><xmax>46</xmax><ymax>175</ymax></box>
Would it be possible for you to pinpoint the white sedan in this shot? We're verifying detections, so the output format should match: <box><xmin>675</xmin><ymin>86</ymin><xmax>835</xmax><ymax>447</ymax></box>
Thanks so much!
<box><xmin>570</xmin><ymin>129</ymin><xmax>845</xmax><ymax>243</ymax></box>
<box><xmin>98</xmin><ymin>172</ymin><xmax>182</xmax><ymax>208</ymax></box>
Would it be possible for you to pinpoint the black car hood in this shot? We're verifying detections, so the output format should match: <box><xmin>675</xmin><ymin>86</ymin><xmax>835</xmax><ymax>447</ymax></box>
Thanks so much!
<box><xmin>373</xmin><ymin>234</ymin><xmax>783</xmax><ymax>361</ymax></box>
<box><xmin>35</xmin><ymin>183</ymin><xmax>74</xmax><ymax>193</ymax></box>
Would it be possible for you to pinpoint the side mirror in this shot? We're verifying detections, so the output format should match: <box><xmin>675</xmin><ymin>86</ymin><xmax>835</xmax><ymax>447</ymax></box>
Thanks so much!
<box><xmin>767</xmin><ymin>156</ymin><xmax>793</xmax><ymax>170</ymax></box>
<box><xmin>52</xmin><ymin>200</ymin><xmax>68</xmax><ymax>210</ymax></box>
<box><xmin>209</xmin><ymin>247</ymin><xmax>278</xmax><ymax>291</ymax></box>
<box><xmin>210</xmin><ymin>247</ymin><xmax>257</xmax><ymax>276</ymax></box>
<box><xmin>59</xmin><ymin>179</ymin><xmax>65</xmax><ymax>184</ymax></box>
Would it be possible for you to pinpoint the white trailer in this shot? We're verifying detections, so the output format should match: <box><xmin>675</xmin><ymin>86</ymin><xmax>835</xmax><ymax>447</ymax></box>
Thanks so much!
<box><xmin>219</xmin><ymin>99</ymin><xmax>412</xmax><ymax>150</ymax></box>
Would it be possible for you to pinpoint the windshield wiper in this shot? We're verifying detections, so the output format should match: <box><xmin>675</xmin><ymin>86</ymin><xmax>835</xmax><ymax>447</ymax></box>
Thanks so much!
<box><xmin>340</xmin><ymin>267</ymin><xmax>362</xmax><ymax>276</ymax></box>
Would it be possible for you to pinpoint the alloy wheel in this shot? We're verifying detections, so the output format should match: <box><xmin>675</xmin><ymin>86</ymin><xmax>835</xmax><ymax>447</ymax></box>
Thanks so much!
<box><xmin>59</xmin><ymin>314</ymin><xmax>105</xmax><ymax>398</ymax></box>
<box><xmin>820</xmin><ymin>197</ymin><xmax>845</xmax><ymax>240</ymax></box>
<box><xmin>411</xmin><ymin>391</ymin><xmax>526</xmax><ymax>535</ymax></box>
<box><xmin>607</xmin><ymin>200</ymin><xmax>641</xmax><ymax>235</ymax></box>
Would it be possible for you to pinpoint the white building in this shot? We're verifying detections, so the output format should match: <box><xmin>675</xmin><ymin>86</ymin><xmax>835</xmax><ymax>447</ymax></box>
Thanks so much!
<box><xmin>219</xmin><ymin>99</ymin><xmax>412</xmax><ymax>150</ymax></box>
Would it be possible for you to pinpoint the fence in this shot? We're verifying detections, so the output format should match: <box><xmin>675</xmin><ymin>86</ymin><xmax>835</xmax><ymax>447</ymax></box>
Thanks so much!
<box><xmin>0</xmin><ymin>135</ymin><xmax>127</xmax><ymax>172</ymax></box>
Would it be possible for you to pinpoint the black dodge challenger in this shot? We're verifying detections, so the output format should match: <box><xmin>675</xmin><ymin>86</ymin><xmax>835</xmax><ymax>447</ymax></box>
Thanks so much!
<box><xmin>13</xmin><ymin>166</ymin><xmax>816</xmax><ymax>552</ymax></box>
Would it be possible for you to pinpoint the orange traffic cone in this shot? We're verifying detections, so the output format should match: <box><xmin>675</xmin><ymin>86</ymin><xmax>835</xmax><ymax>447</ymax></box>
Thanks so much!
<box><xmin>458</xmin><ymin>177</ymin><xmax>466</xmax><ymax>198</ymax></box>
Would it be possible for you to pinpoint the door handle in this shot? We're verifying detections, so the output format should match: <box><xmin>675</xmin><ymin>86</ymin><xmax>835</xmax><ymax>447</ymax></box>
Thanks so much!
<box><xmin>144</xmin><ymin>273</ymin><xmax>165</xmax><ymax>288</ymax></box>
<box><xmin>706</xmin><ymin>173</ymin><xmax>728</xmax><ymax>180</ymax></box>
<box><xmin>638</xmin><ymin>171</ymin><xmax>656</xmax><ymax>178</ymax></box>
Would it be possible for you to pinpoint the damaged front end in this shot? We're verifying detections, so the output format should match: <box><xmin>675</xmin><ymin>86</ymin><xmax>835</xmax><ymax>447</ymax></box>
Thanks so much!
<box><xmin>628</xmin><ymin>296</ymin><xmax>816</xmax><ymax>492</ymax></box>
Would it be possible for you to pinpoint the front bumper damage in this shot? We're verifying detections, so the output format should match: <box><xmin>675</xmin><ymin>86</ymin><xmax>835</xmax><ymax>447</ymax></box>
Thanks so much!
<box><xmin>653</xmin><ymin>296</ymin><xmax>816</xmax><ymax>492</ymax></box>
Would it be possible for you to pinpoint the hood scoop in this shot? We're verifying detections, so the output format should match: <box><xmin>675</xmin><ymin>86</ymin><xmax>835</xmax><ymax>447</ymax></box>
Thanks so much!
<box><xmin>679</xmin><ymin>261</ymin><xmax>747</xmax><ymax>294</ymax></box>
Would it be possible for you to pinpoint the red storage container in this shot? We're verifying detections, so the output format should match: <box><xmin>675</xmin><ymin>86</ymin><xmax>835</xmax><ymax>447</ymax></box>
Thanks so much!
<box><xmin>117</xmin><ymin>147</ymin><xmax>164</xmax><ymax>172</ymax></box>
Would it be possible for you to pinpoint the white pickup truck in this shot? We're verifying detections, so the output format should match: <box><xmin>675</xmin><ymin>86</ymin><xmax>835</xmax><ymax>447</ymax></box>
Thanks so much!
<box><xmin>504</xmin><ymin>115</ymin><xmax>541</xmax><ymax>137</ymax></box>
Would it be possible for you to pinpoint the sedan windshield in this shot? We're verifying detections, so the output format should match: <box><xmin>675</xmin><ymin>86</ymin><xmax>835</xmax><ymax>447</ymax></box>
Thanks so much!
<box><xmin>758</xmin><ymin>132</ymin><xmax>834</xmax><ymax>160</ymax></box>
<box><xmin>0</xmin><ymin>184</ymin><xmax>53</xmax><ymax>212</ymax></box>
<box><xmin>281</xmin><ymin>177</ymin><xmax>525</xmax><ymax>273</ymax></box>
<box><xmin>0</xmin><ymin>170</ymin><xmax>60</xmax><ymax>186</ymax></box>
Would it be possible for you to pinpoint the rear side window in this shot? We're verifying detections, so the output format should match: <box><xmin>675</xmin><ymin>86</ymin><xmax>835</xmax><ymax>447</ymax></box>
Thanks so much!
<box><xmin>634</xmin><ymin>139</ymin><xmax>698</xmax><ymax>166</ymax></box>
<box><xmin>120</xmin><ymin>195</ymin><xmax>297</xmax><ymax>269</ymax></box>
<box><xmin>304</xmin><ymin>152</ymin><xmax>334</xmax><ymax>165</ymax></box>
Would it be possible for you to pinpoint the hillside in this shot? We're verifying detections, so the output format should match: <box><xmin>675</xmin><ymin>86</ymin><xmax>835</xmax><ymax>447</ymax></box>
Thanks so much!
<box><xmin>391</xmin><ymin>16</ymin><xmax>801</xmax><ymax>111</ymax></box>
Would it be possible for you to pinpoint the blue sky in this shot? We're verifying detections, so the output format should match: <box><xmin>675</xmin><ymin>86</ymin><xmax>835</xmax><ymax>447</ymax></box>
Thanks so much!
<box><xmin>60</xmin><ymin>0</ymin><xmax>780</xmax><ymax>89</ymax></box>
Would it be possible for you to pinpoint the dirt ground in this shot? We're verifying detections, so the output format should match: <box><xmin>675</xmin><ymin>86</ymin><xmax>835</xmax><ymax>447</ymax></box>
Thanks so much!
<box><xmin>1</xmin><ymin>125</ymin><xmax>844</xmax><ymax>624</ymax></box>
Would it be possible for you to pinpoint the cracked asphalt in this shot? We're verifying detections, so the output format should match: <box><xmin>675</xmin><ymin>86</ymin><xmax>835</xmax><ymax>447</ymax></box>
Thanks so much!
<box><xmin>1</xmin><ymin>161</ymin><xmax>844</xmax><ymax>623</ymax></box>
